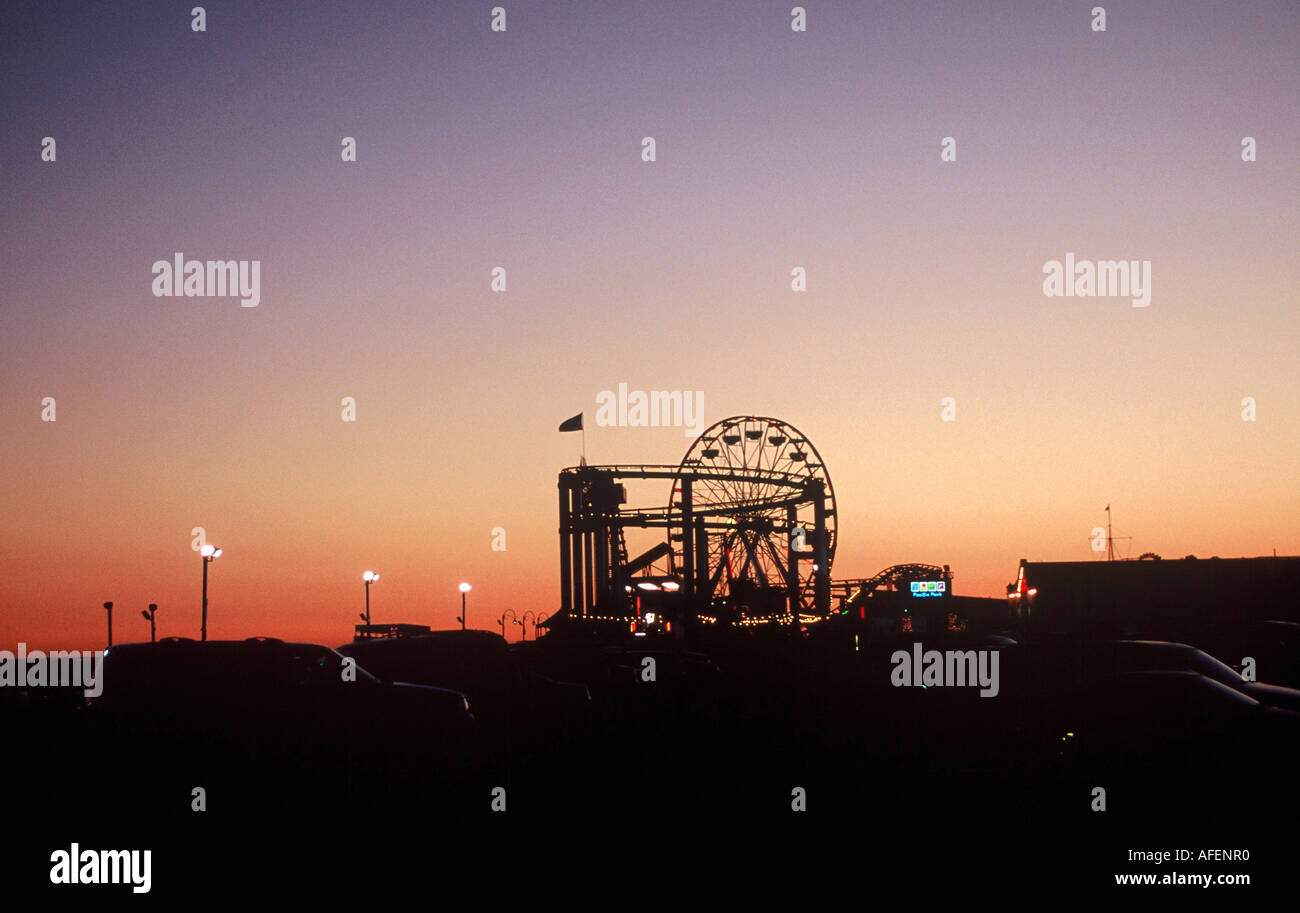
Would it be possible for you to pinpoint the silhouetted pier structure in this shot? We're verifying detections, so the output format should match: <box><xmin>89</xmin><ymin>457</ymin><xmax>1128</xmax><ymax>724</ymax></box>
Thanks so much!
<box><xmin>549</xmin><ymin>415</ymin><xmax>966</xmax><ymax>641</ymax></box>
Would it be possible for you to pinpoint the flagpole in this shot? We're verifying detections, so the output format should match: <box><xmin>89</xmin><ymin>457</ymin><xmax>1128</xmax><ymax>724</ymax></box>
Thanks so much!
<box><xmin>1106</xmin><ymin>504</ymin><xmax>1113</xmax><ymax>562</ymax></box>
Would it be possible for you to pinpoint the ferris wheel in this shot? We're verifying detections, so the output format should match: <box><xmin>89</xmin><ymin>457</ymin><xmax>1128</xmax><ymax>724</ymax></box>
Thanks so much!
<box><xmin>668</xmin><ymin>416</ymin><xmax>836</xmax><ymax>614</ymax></box>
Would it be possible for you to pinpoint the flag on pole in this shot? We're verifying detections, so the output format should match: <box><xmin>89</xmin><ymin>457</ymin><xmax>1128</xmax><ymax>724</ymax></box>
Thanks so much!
<box><xmin>558</xmin><ymin>413</ymin><xmax>583</xmax><ymax>432</ymax></box>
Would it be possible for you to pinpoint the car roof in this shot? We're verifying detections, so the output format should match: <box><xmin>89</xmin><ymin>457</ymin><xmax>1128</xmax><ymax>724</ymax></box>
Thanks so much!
<box><xmin>338</xmin><ymin>632</ymin><xmax>512</xmax><ymax>662</ymax></box>
<box><xmin>107</xmin><ymin>638</ymin><xmax>329</xmax><ymax>653</ymax></box>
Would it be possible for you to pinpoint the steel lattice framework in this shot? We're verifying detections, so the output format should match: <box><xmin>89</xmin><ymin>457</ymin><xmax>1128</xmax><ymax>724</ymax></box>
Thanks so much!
<box><xmin>557</xmin><ymin>416</ymin><xmax>835</xmax><ymax>626</ymax></box>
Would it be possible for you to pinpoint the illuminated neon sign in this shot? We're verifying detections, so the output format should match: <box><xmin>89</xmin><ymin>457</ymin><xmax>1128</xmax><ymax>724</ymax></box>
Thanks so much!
<box><xmin>909</xmin><ymin>580</ymin><xmax>947</xmax><ymax>597</ymax></box>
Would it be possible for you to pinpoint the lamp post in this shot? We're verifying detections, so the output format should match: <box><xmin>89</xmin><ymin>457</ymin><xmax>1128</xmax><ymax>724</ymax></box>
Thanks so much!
<box><xmin>499</xmin><ymin>609</ymin><xmax>518</xmax><ymax>639</ymax></box>
<box><xmin>200</xmin><ymin>544</ymin><xmax>222</xmax><ymax>641</ymax></box>
<box><xmin>520</xmin><ymin>610</ymin><xmax>537</xmax><ymax>642</ymax></box>
<box><xmin>362</xmin><ymin>571</ymin><xmax>379</xmax><ymax>626</ymax></box>
<box><xmin>103</xmin><ymin>601</ymin><xmax>113</xmax><ymax>647</ymax></box>
<box><xmin>457</xmin><ymin>582</ymin><xmax>472</xmax><ymax>631</ymax></box>
<box><xmin>140</xmin><ymin>603</ymin><xmax>157</xmax><ymax>643</ymax></box>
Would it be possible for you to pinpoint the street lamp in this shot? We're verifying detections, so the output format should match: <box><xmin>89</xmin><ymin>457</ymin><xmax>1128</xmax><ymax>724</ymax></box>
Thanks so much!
<box><xmin>200</xmin><ymin>543</ymin><xmax>222</xmax><ymax>642</ymax></box>
<box><xmin>520</xmin><ymin>610</ymin><xmax>537</xmax><ymax>642</ymax></box>
<box><xmin>103</xmin><ymin>601</ymin><xmax>113</xmax><ymax>647</ymax></box>
<box><xmin>457</xmin><ymin>582</ymin><xmax>472</xmax><ymax>631</ymax></box>
<box><xmin>362</xmin><ymin>571</ymin><xmax>379</xmax><ymax>626</ymax></box>
<box><xmin>499</xmin><ymin>609</ymin><xmax>518</xmax><ymax>639</ymax></box>
<box><xmin>141</xmin><ymin>603</ymin><xmax>158</xmax><ymax>643</ymax></box>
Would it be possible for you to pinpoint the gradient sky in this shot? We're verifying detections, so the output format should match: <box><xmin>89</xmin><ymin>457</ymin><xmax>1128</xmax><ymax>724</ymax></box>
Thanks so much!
<box><xmin>2</xmin><ymin>0</ymin><xmax>1297</xmax><ymax>651</ymax></box>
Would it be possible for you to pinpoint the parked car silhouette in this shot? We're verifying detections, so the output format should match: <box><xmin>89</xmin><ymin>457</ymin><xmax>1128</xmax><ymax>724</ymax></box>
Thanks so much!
<box><xmin>1088</xmin><ymin>640</ymin><xmax>1300</xmax><ymax>713</ymax></box>
<box><xmin>337</xmin><ymin>630</ymin><xmax>588</xmax><ymax>728</ymax></box>
<box><xmin>1204</xmin><ymin>620</ymin><xmax>1300</xmax><ymax>690</ymax></box>
<box><xmin>91</xmin><ymin>637</ymin><xmax>472</xmax><ymax>726</ymax></box>
<box><xmin>337</xmin><ymin>630</ymin><xmax>591</xmax><ymax>804</ymax></box>
<box><xmin>1049</xmin><ymin>670</ymin><xmax>1299</xmax><ymax>817</ymax></box>
<box><xmin>86</xmin><ymin>637</ymin><xmax>476</xmax><ymax>816</ymax></box>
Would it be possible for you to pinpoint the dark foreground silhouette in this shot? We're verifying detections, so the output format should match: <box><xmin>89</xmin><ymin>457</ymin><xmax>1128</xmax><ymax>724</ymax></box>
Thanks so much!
<box><xmin>4</xmin><ymin>627</ymin><xmax>1297</xmax><ymax>821</ymax></box>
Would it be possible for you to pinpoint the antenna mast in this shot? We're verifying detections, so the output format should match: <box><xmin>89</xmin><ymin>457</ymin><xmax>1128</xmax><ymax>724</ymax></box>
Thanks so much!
<box><xmin>1106</xmin><ymin>504</ymin><xmax>1114</xmax><ymax>562</ymax></box>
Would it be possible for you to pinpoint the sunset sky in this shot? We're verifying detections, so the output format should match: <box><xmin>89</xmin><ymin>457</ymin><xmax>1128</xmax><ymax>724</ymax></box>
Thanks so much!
<box><xmin>2</xmin><ymin>0</ymin><xmax>1296</xmax><ymax>651</ymax></box>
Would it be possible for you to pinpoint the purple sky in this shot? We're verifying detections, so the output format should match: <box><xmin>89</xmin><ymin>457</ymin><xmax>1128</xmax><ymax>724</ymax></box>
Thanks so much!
<box><xmin>1</xmin><ymin>0</ymin><xmax>1296</xmax><ymax>648</ymax></box>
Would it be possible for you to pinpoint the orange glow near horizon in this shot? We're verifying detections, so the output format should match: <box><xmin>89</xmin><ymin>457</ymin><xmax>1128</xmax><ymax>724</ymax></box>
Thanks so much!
<box><xmin>3</xmin><ymin>399</ymin><xmax>1297</xmax><ymax>651</ymax></box>
<box><xmin>2</xmin><ymin>1</ymin><xmax>1297</xmax><ymax>652</ymax></box>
